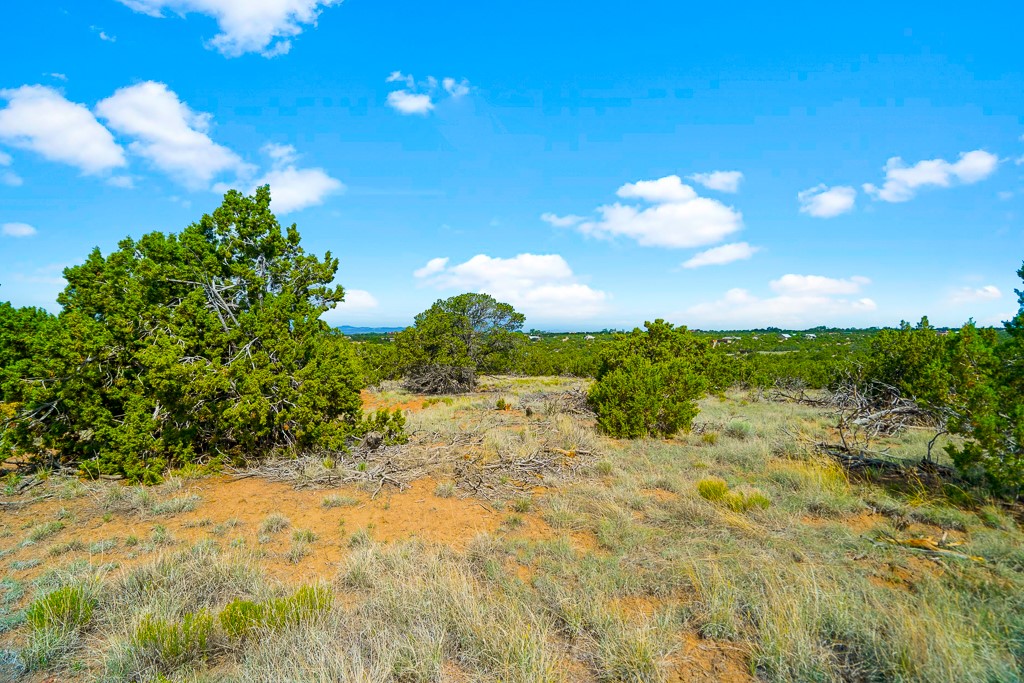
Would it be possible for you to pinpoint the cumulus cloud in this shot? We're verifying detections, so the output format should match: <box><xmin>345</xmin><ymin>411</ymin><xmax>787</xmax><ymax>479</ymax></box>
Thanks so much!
<box><xmin>239</xmin><ymin>143</ymin><xmax>343</xmax><ymax>213</ymax></box>
<box><xmin>387</xmin><ymin>91</ymin><xmax>434</xmax><ymax>115</ymax></box>
<box><xmin>97</xmin><ymin>81</ymin><xmax>247</xmax><ymax>189</ymax></box>
<box><xmin>687</xmin><ymin>275</ymin><xmax>876</xmax><ymax>326</ymax></box>
<box><xmin>681</xmin><ymin>242</ymin><xmax>759</xmax><ymax>268</ymax></box>
<box><xmin>2</xmin><ymin>222</ymin><xmax>37</xmax><ymax>237</ymax></box>
<box><xmin>560</xmin><ymin>175</ymin><xmax>743</xmax><ymax>249</ymax></box>
<box><xmin>0</xmin><ymin>85</ymin><xmax>126</xmax><ymax>175</ymax></box>
<box><xmin>950</xmin><ymin>285</ymin><xmax>1001</xmax><ymax>304</ymax></box>
<box><xmin>863</xmin><ymin>150</ymin><xmax>999</xmax><ymax>202</ymax></box>
<box><xmin>414</xmin><ymin>253</ymin><xmax>608</xmax><ymax>320</ymax></box>
<box><xmin>798</xmin><ymin>184</ymin><xmax>856</xmax><ymax>218</ymax></box>
<box><xmin>385</xmin><ymin>72</ymin><xmax>470</xmax><ymax>115</ymax></box>
<box><xmin>116</xmin><ymin>0</ymin><xmax>340</xmax><ymax>57</ymax></box>
<box><xmin>688</xmin><ymin>170</ymin><xmax>743</xmax><ymax>193</ymax></box>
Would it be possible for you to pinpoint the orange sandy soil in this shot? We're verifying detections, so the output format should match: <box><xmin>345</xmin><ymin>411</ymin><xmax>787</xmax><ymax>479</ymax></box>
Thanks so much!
<box><xmin>0</xmin><ymin>475</ymin><xmax>594</xmax><ymax>586</ymax></box>
<box><xmin>1</xmin><ymin>474</ymin><xmax>755</xmax><ymax>681</ymax></box>
<box><xmin>360</xmin><ymin>389</ymin><xmax>428</xmax><ymax>414</ymax></box>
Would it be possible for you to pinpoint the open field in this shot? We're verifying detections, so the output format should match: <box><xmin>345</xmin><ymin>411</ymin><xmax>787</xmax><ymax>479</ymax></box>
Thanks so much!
<box><xmin>1</xmin><ymin>376</ymin><xmax>1022</xmax><ymax>682</ymax></box>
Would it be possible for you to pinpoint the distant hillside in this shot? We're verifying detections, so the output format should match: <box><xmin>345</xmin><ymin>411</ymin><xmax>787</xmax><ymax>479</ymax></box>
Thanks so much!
<box><xmin>337</xmin><ymin>325</ymin><xmax>406</xmax><ymax>335</ymax></box>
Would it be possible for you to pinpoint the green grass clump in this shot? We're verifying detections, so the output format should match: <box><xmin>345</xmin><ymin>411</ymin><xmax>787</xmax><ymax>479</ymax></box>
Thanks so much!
<box><xmin>20</xmin><ymin>585</ymin><xmax>97</xmax><ymax>670</ymax></box>
<box><xmin>291</xmin><ymin>529</ymin><xmax>317</xmax><ymax>543</ymax></box>
<box><xmin>47</xmin><ymin>540</ymin><xmax>85</xmax><ymax>557</ymax></box>
<box><xmin>220</xmin><ymin>585</ymin><xmax>333</xmax><ymax>640</ymax></box>
<box><xmin>723</xmin><ymin>488</ymin><xmax>771</xmax><ymax>512</ymax></box>
<box><xmin>260</xmin><ymin>514</ymin><xmax>290</xmax><ymax>534</ymax></box>
<box><xmin>696</xmin><ymin>477</ymin><xmax>730</xmax><ymax>502</ymax></box>
<box><xmin>697</xmin><ymin>477</ymin><xmax>770</xmax><ymax>512</ymax></box>
<box><xmin>321</xmin><ymin>494</ymin><xmax>359</xmax><ymax>509</ymax></box>
<box><xmin>25</xmin><ymin>521</ymin><xmax>65</xmax><ymax>544</ymax></box>
<box><xmin>150</xmin><ymin>524</ymin><xmax>173</xmax><ymax>545</ymax></box>
<box><xmin>151</xmin><ymin>494</ymin><xmax>202</xmax><ymax>515</ymax></box>
<box><xmin>131</xmin><ymin>611</ymin><xmax>214</xmax><ymax>671</ymax></box>
<box><xmin>25</xmin><ymin>586</ymin><xmax>95</xmax><ymax>633</ymax></box>
<box><xmin>723</xmin><ymin>419</ymin><xmax>754</xmax><ymax>440</ymax></box>
<box><xmin>10</xmin><ymin>559</ymin><xmax>41</xmax><ymax>571</ymax></box>
<box><xmin>434</xmin><ymin>481</ymin><xmax>456</xmax><ymax>498</ymax></box>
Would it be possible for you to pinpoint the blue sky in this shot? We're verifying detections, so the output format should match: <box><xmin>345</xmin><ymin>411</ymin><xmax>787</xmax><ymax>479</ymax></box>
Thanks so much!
<box><xmin>0</xmin><ymin>1</ymin><xmax>1022</xmax><ymax>330</ymax></box>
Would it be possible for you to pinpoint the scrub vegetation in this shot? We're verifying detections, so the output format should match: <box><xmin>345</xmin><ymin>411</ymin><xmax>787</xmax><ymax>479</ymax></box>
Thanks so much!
<box><xmin>2</xmin><ymin>188</ymin><xmax>1023</xmax><ymax>681</ymax></box>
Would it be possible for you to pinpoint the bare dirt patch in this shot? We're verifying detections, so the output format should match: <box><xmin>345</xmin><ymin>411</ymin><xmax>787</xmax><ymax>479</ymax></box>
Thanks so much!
<box><xmin>1</xmin><ymin>475</ymin><xmax>591</xmax><ymax>586</ymax></box>
<box><xmin>668</xmin><ymin>633</ymin><xmax>754</xmax><ymax>683</ymax></box>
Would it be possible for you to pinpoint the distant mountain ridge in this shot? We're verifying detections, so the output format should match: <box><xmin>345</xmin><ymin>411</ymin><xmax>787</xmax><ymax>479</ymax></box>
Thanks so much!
<box><xmin>337</xmin><ymin>325</ymin><xmax>406</xmax><ymax>335</ymax></box>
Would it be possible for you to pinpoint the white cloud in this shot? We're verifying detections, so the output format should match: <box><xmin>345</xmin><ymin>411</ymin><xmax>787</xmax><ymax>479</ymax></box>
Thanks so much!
<box><xmin>414</xmin><ymin>253</ymin><xmax>608</xmax><ymax>320</ymax></box>
<box><xmin>442</xmin><ymin>77</ymin><xmax>470</xmax><ymax>98</ymax></box>
<box><xmin>617</xmin><ymin>175</ymin><xmax>696</xmax><ymax>203</ymax></box>
<box><xmin>687</xmin><ymin>276</ymin><xmax>877</xmax><ymax>327</ymax></box>
<box><xmin>386</xmin><ymin>91</ymin><xmax>434</xmax><ymax>115</ymax></box>
<box><xmin>682</xmin><ymin>242</ymin><xmax>759</xmax><ymax>268</ymax></box>
<box><xmin>116</xmin><ymin>0</ymin><xmax>340</xmax><ymax>57</ymax></box>
<box><xmin>950</xmin><ymin>285</ymin><xmax>1001</xmax><ymax>304</ymax></box>
<box><xmin>251</xmin><ymin>166</ymin><xmax>342</xmax><ymax>213</ymax></box>
<box><xmin>92</xmin><ymin>26</ymin><xmax>117</xmax><ymax>42</ymax></box>
<box><xmin>385</xmin><ymin>72</ymin><xmax>471</xmax><ymax>115</ymax></box>
<box><xmin>2</xmin><ymin>222</ymin><xmax>37</xmax><ymax>237</ymax></box>
<box><xmin>107</xmin><ymin>175</ymin><xmax>135</xmax><ymax>189</ymax></box>
<box><xmin>49</xmin><ymin>73</ymin><xmax>68</xmax><ymax>82</ymax></box>
<box><xmin>863</xmin><ymin>150</ymin><xmax>999</xmax><ymax>202</ymax></box>
<box><xmin>262</xmin><ymin>142</ymin><xmax>298</xmax><ymax>165</ymax></box>
<box><xmin>688</xmin><ymin>170</ymin><xmax>743</xmax><ymax>193</ymax></box>
<box><xmin>770</xmin><ymin>274</ymin><xmax>870</xmax><ymax>296</ymax></box>
<box><xmin>0</xmin><ymin>151</ymin><xmax>21</xmax><ymax>186</ymax></box>
<box><xmin>566</xmin><ymin>175</ymin><xmax>743</xmax><ymax>249</ymax></box>
<box><xmin>244</xmin><ymin>143</ymin><xmax>343</xmax><ymax>213</ymax></box>
<box><xmin>798</xmin><ymin>184</ymin><xmax>856</xmax><ymax>218</ymax></box>
<box><xmin>413</xmin><ymin>257</ymin><xmax>449</xmax><ymax>278</ymax></box>
<box><xmin>321</xmin><ymin>288</ymin><xmax>379</xmax><ymax>325</ymax></box>
<box><xmin>96</xmin><ymin>81</ymin><xmax>247</xmax><ymax>189</ymax></box>
<box><xmin>0</xmin><ymin>85</ymin><xmax>126</xmax><ymax>175</ymax></box>
<box><xmin>540</xmin><ymin>213</ymin><xmax>584</xmax><ymax>228</ymax></box>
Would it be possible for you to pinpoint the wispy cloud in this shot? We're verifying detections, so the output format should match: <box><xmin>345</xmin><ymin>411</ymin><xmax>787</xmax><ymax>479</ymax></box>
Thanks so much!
<box><xmin>682</xmin><ymin>242</ymin><xmax>759</xmax><ymax>268</ymax></box>
<box><xmin>385</xmin><ymin>72</ymin><xmax>471</xmax><ymax>115</ymax></box>
<box><xmin>2</xmin><ymin>222</ymin><xmax>37</xmax><ymax>237</ymax></box>
<box><xmin>798</xmin><ymin>184</ymin><xmax>856</xmax><ymax>218</ymax></box>
<box><xmin>688</xmin><ymin>170</ymin><xmax>743</xmax><ymax>193</ymax></box>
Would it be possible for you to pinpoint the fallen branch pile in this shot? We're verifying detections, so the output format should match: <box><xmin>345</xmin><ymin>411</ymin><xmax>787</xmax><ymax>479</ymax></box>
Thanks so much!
<box><xmin>238</xmin><ymin>406</ymin><xmax>598</xmax><ymax>502</ymax></box>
